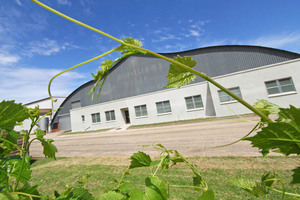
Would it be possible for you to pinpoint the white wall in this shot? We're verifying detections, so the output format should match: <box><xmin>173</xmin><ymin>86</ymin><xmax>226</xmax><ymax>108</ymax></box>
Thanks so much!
<box><xmin>70</xmin><ymin>82</ymin><xmax>208</xmax><ymax>132</ymax></box>
<box><xmin>70</xmin><ymin>59</ymin><xmax>300</xmax><ymax>132</ymax></box>
<box><xmin>210</xmin><ymin>59</ymin><xmax>300</xmax><ymax>116</ymax></box>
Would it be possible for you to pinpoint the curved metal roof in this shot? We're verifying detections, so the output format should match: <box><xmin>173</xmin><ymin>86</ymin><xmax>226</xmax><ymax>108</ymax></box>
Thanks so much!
<box><xmin>51</xmin><ymin>45</ymin><xmax>300</xmax><ymax>124</ymax></box>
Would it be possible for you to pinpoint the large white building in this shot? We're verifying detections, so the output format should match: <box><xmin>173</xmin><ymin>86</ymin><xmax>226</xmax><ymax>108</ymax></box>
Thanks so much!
<box><xmin>50</xmin><ymin>45</ymin><xmax>300</xmax><ymax>132</ymax></box>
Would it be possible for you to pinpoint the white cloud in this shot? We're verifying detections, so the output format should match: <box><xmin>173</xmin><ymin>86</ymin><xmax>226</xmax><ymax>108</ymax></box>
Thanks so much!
<box><xmin>25</xmin><ymin>38</ymin><xmax>75</xmax><ymax>57</ymax></box>
<box><xmin>15</xmin><ymin>0</ymin><xmax>22</xmax><ymax>6</ymax></box>
<box><xmin>187</xmin><ymin>30</ymin><xmax>201</xmax><ymax>37</ymax></box>
<box><xmin>0</xmin><ymin>53</ymin><xmax>20</xmax><ymax>65</ymax></box>
<box><xmin>57</xmin><ymin>0</ymin><xmax>71</xmax><ymax>6</ymax></box>
<box><xmin>152</xmin><ymin>34</ymin><xmax>182</xmax><ymax>43</ymax></box>
<box><xmin>0</xmin><ymin>65</ymin><xmax>87</xmax><ymax>104</ymax></box>
<box><xmin>246</xmin><ymin>33</ymin><xmax>300</xmax><ymax>49</ymax></box>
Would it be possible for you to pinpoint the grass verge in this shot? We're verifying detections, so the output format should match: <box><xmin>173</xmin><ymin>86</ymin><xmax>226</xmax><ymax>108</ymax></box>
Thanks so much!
<box><xmin>30</xmin><ymin>156</ymin><xmax>300</xmax><ymax>199</ymax></box>
<box><xmin>129</xmin><ymin>113</ymin><xmax>257</xmax><ymax>129</ymax></box>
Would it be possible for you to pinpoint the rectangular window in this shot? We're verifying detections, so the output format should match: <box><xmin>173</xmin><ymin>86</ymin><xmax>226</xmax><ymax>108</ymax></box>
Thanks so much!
<box><xmin>218</xmin><ymin>87</ymin><xmax>242</xmax><ymax>103</ymax></box>
<box><xmin>91</xmin><ymin>113</ymin><xmax>100</xmax><ymax>123</ymax></box>
<box><xmin>81</xmin><ymin>115</ymin><xmax>85</xmax><ymax>122</ymax></box>
<box><xmin>265</xmin><ymin>77</ymin><xmax>296</xmax><ymax>95</ymax></box>
<box><xmin>156</xmin><ymin>100</ymin><xmax>171</xmax><ymax>114</ymax></box>
<box><xmin>185</xmin><ymin>95</ymin><xmax>203</xmax><ymax>110</ymax></box>
<box><xmin>71</xmin><ymin>100</ymin><xmax>81</xmax><ymax>109</ymax></box>
<box><xmin>135</xmin><ymin>105</ymin><xmax>148</xmax><ymax>117</ymax></box>
<box><xmin>105</xmin><ymin>110</ymin><xmax>116</xmax><ymax>121</ymax></box>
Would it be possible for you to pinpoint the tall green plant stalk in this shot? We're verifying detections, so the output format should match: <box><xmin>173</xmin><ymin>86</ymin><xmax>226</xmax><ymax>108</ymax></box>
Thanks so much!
<box><xmin>31</xmin><ymin>0</ymin><xmax>272</xmax><ymax>124</ymax></box>
<box><xmin>13</xmin><ymin>122</ymin><xmax>34</xmax><ymax>191</ymax></box>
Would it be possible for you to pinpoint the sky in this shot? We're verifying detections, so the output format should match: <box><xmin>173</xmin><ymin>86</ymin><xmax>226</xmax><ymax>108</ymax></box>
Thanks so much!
<box><xmin>1</xmin><ymin>0</ymin><xmax>300</xmax><ymax>104</ymax></box>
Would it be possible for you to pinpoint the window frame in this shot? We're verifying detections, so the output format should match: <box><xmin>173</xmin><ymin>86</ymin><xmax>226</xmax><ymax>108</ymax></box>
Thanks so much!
<box><xmin>134</xmin><ymin>104</ymin><xmax>148</xmax><ymax>117</ymax></box>
<box><xmin>105</xmin><ymin>110</ymin><xmax>116</xmax><ymax>121</ymax></box>
<box><xmin>156</xmin><ymin>100</ymin><xmax>172</xmax><ymax>115</ymax></box>
<box><xmin>218</xmin><ymin>87</ymin><xmax>242</xmax><ymax>104</ymax></box>
<box><xmin>91</xmin><ymin>113</ymin><xmax>100</xmax><ymax>123</ymax></box>
<box><xmin>81</xmin><ymin>115</ymin><xmax>85</xmax><ymax>122</ymax></box>
<box><xmin>265</xmin><ymin>77</ymin><xmax>296</xmax><ymax>96</ymax></box>
<box><xmin>185</xmin><ymin>95</ymin><xmax>204</xmax><ymax>110</ymax></box>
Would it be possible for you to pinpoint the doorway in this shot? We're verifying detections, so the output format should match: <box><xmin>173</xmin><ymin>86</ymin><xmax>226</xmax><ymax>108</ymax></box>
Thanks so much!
<box><xmin>124</xmin><ymin>110</ymin><xmax>130</xmax><ymax>124</ymax></box>
<box><xmin>121</xmin><ymin>108</ymin><xmax>131</xmax><ymax>124</ymax></box>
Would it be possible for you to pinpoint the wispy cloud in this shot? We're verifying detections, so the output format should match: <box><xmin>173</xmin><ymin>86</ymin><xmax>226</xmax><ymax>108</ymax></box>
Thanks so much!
<box><xmin>184</xmin><ymin>20</ymin><xmax>209</xmax><ymax>38</ymax></box>
<box><xmin>24</xmin><ymin>38</ymin><xmax>76</xmax><ymax>57</ymax></box>
<box><xmin>0</xmin><ymin>65</ymin><xmax>87</xmax><ymax>104</ymax></box>
<box><xmin>57</xmin><ymin>0</ymin><xmax>71</xmax><ymax>6</ymax></box>
<box><xmin>198</xmin><ymin>32</ymin><xmax>300</xmax><ymax>52</ymax></box>
<box><xmin>246</xmin><ymin>33</ymin><xmax>300</xmax><ymax>49</ymax></box>
<box><xmin>0</xmin><ymin>53</ymin><xmax>20</xmax><ymax>65</ymax></box>
<box><xmin>14</xmin><ymin>0</ymin><xmax>22</xmax><ymax>6</ymax></box>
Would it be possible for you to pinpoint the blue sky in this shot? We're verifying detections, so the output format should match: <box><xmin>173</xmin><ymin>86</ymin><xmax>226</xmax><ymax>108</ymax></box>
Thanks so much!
<box><xmin>1</xmin><ymin>0</ymin><xmax>300</xmax><ymax>104</ymax></box>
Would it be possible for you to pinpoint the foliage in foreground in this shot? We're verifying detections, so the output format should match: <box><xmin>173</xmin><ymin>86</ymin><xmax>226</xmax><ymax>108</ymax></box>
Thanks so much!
<box><xmin>1</xmin><ymin>100</ymin><xmax>300</xmax><ymax>199</ymax></box>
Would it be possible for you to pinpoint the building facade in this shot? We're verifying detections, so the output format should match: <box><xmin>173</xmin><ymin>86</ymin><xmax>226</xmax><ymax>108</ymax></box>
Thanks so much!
<box><xmin>50</xmin><ymin>45</ymin><xmax>300</xmax><ymax>132</ymax></box>
<box><xmin>15</xmin><ymin>97</ymin><xmax>65</xmax><ymax>133</ymax></box>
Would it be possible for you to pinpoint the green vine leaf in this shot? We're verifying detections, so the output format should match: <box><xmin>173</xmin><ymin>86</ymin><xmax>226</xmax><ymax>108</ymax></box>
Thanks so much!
<box><xmin>291</xmin><ymin>167</ymin><xmax>300</xmax><ymax>184</ymax></box>
<box><xmin>228</xmin><ymin>177</ymin><xmax>264</xmax><ymax>197</ymax></box>
<box><xmin>0</xmin><ymin>191</ymin><xmax>19</xmax><ymax>200</ymax></box>
<box><xmin>39</xmin><ymin>139</ymin><xmax>58</xmax><ymax>159</ymax></box>
<box><xmin>89</xmin><ymin>60</ymin><xmax>113</xmax><ymax>101</ymax></box>
<box><xmin>35</xmin><ymin>129</ymin><xmax>46</xmax><ymax>140</ymax></box>
<box><xmin>0</xmin><ymin>130</ymin><xmax>20</xmax><ymax>156</ymax></box>
<box><xmin>244</xmin><ymin>106</ymin><xmax>300</xmax><ymax>156</ymax></box>
<box><xmin>198</xmin><ymin>189</ymin><xmax>215</xmax><ymax>200</ymax></box>
<box><xmin>118</xmin><ymin>37</ymin><xmax>144</xmax><ymax>56</ymax></box>
<box><xmin>71</xmin><ymin>188</ymin><xmax>94</xmax><ymax>200</ymax></box>
<box><xmin>253</xmin><ymin>99</ymin><xmax>280</xmax><ymax>119</ymax></box>
<box><xmin>0</xmin><ymin>100</ymin><xmax>29</xmax><ymax>131</ymax></box>
<box><xmin>129</xmin><ymin>151</ymin><xmax>152</xmax><ymax>169</ymax></box>
<box><xmin>98</xmin><ymin>191</ymin><xmax>126</xmax><ymax>200</ymax></box>
<box><xmin>163</xmin><ymin>55</ymin><xmax>197</xmax><ymax>88</ymax></box>
<box><xmin>129</xmin><ymin>188</ymin><xmax>144</xmax><ymax>200</ymax></box>
<box><xmin>144</xmin><ymin>176</ymin><xmax>168</xmax><ymax>200</ymax></box>
<box><xmin>7</xmin><ymin>156</ymin><xmax>32</xmax><ymax>184</ymax></box>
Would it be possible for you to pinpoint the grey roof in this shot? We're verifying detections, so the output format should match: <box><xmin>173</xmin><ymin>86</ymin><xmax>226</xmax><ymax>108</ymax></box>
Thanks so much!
<box><xmin>51</xmin><ymin>45</ymin><xmax>300</xmax><ymax>124</ymax></box>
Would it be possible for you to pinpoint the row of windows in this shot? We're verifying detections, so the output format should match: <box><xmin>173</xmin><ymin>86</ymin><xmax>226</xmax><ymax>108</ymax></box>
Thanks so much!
<box><xmin>85</xmin><ymin>110</ymin><xmax>116</xmax><ymax>123</ymax></box>
<box><xmin>84</xmin><ymin>77</ymin><xmax>296</xmax><ymax>123</ymax></box>
<box><xmin>85</xmin><ymin>96</ymin><xmax>204</xmax><ymax>123</ymax></box>
<box><xmin>218</xmin><ymin>77</ymin><xmax>296</xmax><ymax>103</ymax></box>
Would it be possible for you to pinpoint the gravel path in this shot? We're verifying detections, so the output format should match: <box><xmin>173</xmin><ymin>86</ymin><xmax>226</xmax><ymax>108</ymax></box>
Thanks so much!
<box><xmin>30</xmin><ymin>115</ymin><xmax>268</xmax><ymax>158</ymax></box>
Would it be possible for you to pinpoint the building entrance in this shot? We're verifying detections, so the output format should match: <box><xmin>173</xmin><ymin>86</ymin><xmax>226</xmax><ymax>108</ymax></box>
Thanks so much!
<box><xmin>121</xmin><ymin>108</ymin><xmax>131</xmax><ymax>124</ymax></box>
<box><xmin>124</xmin><ymin>110</ymin><xmax>130</xmax><ymax>124</ymax></box>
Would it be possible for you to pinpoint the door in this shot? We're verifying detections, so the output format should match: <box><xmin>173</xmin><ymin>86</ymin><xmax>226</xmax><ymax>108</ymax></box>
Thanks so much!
<box><xmin>125</xmin><ymin>110</ymin><xmax>130</xmax><ymax>124</ymax></box>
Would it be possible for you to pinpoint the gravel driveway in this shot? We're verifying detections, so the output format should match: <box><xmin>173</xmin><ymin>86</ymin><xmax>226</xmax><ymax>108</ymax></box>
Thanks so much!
<box><xmin>30</xmin><ymin>115</ymin><xmax>267</xmax><ymax>158</ymax></box>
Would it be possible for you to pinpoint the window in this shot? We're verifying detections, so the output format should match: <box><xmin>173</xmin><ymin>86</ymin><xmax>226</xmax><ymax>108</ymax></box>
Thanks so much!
<box><xmin>105</xmin><ymin>110</ymin><xmax>116</xmax><ymax>121</ymax></box>
<box><xmin>81</xmin><ymin>115</ymin><xmax>85</xmax><ymax>122</ymax></box>
<box><xmin>218</xmin><ymin>87</ymin><xmax>242</xmax><ymax>103</ymax></box>
<box><xmin>71</xmin><ymin>100</ymin><xmax>81</xmax><ymax>109</ymax></box>
<box><xmin>135</xmin><ymin>105</ymin><xmax>148</xmax><ymax>117</ymax></box>
<box><xmin>185</xmin><ymin>95</ymin><xmax>203</xmax><ymax>110</ymax></box>
<box><xmin>156</xmin><ymin>100</ymin><xmax>171</xmax><ymax>114</ymax></box>
<box><xmin>265</xmin><ymin>77</ymin><xmax>296</xmax><ymax>95</ymax></box>
<box><xmin>91</xmin><ymin>113</ymin><xmax>100</xmax><ymax>123</ymax></box>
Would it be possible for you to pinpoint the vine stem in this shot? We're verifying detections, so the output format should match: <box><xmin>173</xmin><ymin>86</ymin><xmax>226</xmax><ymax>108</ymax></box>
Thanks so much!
<box><xmin>47</xmin><ymin>47</ymin><xmax>120</xmax><ymax>102</ymax></box>
<box><xmin>10</xmin><ymin>192</ymin><xmax>52</xmax><ymax>199</ymax></box>
<box><xmin>13</xmin><ymin>122</ymin><xmax>35</xmax><ymax>191</ymax></box>
<box><xmin>127</xmin><ymin>44</ymin><xmax>272</xmax><ymax>123</ymax></box>
<box><xmin>32</xmin><ymin>0</ymin><xmax>272</xmax><ymax>123</ymax></box>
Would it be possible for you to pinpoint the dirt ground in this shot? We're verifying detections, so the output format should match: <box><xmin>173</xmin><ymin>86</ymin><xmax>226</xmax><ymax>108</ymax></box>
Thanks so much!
<box><xmin>29</xmin><ymin>115</ymin><xmax>270</xmax><ymax>158</ymax></box>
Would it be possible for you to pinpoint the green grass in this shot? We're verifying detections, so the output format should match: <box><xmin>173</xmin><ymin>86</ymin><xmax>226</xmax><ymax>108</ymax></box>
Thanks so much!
<box><xmin>61</xmin><ymin>128</ymin><xmax>110</xmax><ymax>135</ymax></box>
<box><xmin>30</xmin><ymin>156</ymin><xmax>300</xmax><ymax>199</ymax></box>
<box><xmin>129</xmin><ymin>113</ymin><xmax>256</xmax><ymax>129</ymax></box>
